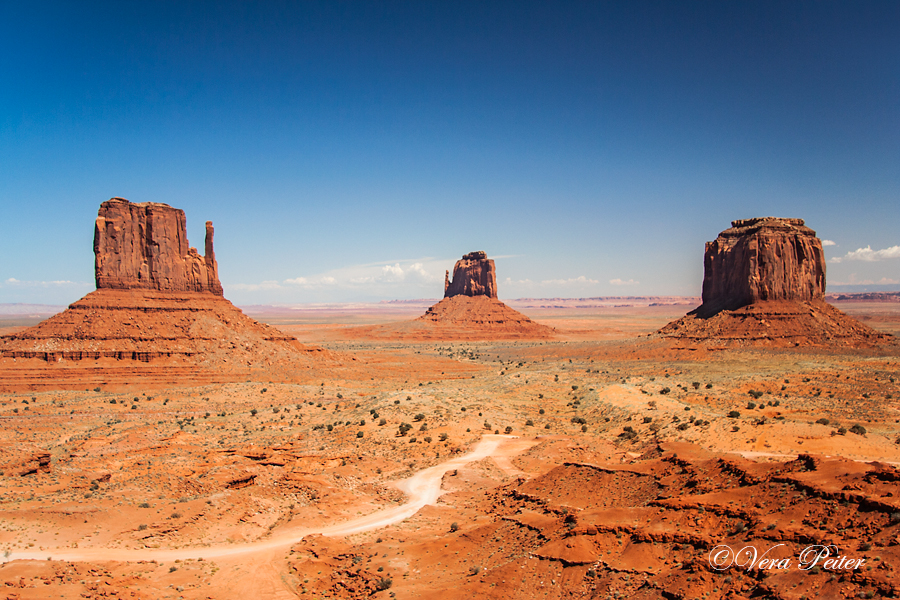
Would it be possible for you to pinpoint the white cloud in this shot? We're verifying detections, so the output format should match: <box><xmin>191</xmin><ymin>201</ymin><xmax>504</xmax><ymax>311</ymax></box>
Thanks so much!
<box><xmin>831</xmin><ymin>245</ymin><xmax>900</xmax><ymax>263</ymax></box>
<box><xmin>232</xmin><ymin>258</ymin><xmax>442</xmax><ymax>295</ymax></box>
<box><xmin>830</xmin><ymin>275</ymin><xmax>900</xmax><ymax>286</ymax></box>
<box><xmin>539</xmin><ymin>276</ymin><xmax>600</xmax><ymax>286</ymax></box>
<box><xmin>609</xmin><ymin>278</ymin><xmax>639</xmax><ymax>286</ymax></box>
<box><xmin>821</xmin><ymin>239</ymin><xmax>836</xmax><ymax>246</ymax></box>
<box><xmin>1</xmin><ymin>278</ymin><xmax>88</xmax><ymax>288</ymax></box>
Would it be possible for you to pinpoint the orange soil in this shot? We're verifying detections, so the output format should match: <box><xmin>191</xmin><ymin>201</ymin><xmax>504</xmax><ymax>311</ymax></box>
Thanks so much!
<box><xmin>0</xmin><ymin>300</ymin><xmax>898</xmax><ymax>599</ymax></box>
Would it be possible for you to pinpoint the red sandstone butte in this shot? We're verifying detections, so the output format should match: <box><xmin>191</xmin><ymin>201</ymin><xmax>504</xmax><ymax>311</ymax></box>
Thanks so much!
<box><xmin>701</xmin><ymin>217</ymin><xmax>825</xmax><ymax>313</ymax></box>
<box><xmin>94</xmin><ymin>197</ymin><xmax>223</xmax><ymax>295</ymax></box>
<box><xmin>658</xmin><ymin>217</ymin><xmax>891</xmax><ymax>347</ymax></box>
<box><xmin>444</xmin><ymin>251</ymin><xmax>498</xmax><ymax>299</ymax></box>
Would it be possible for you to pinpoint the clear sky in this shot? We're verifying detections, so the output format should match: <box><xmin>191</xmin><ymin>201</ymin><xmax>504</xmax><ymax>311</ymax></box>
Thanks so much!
<box><xmin>2</xmin><ymin>1</ymin><xmax>898</xmax><ymax>305</ymax></box>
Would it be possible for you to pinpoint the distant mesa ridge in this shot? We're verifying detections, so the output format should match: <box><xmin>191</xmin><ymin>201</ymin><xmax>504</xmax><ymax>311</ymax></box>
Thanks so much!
<box><xmin>700</xmin><ymin>216</ymin><xmax>825</xmax><ymax>316</ymax></box>
<box><xmin>444</xmin><ymin>251</ymin><xmax>497</xmax><ymax>299</ymax></box>
<box><xmin>94</xmin><ymin>197</ymin><xmax>223</xmax><ymax>295</ymax></box>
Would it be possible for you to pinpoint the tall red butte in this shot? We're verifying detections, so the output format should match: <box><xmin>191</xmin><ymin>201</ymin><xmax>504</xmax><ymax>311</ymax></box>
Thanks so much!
<box><xmin>659</xmin><ymin>217</ymin><xmax>890</xmax><ymax>347</ymax></box>
<box><xmin>0</xmin><ymin>198</ymin><xmax>329</xmax><ymax>391</ymax></box>
<box><xmin>94</xmin><ymin>198</ymin><xmax>224</xmax><ymax>295</ymax></box>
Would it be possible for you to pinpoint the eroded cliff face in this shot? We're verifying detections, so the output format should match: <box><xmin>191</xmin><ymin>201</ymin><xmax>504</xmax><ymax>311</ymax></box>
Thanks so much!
<box><xmin>701</xmin><ymin>217</ymin><xmax>825</xmax><ymax>312</ymax></box>
<box><xmin>94</xmin><ymin>198</ymin><xmax>223</xmax><ymax>295</ymax></box>
<box><xmin>444</xmin><ymin>251</ymin><xmax>498</xmax><ymax>299</ymax></box>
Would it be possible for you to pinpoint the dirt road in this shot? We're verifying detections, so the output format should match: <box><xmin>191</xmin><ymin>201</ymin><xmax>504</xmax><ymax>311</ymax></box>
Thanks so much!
<box><xmin>2</xmin><ymin>434</ymin><xmax>535</xmax><ymax>564</ymax></box>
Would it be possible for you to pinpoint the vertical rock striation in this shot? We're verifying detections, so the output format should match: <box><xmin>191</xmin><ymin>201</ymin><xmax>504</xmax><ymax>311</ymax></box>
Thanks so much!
<box><xmin>658</xmin><ymin>216</ymin><xmax>890</xmax><ymax>347</ymax></box>
<box><xmin>94</xmin><ymin>197</ymin><xmax>223</xmax><ymax>295</ymax></box>
<box><xmin>700</xmin><ymin>217</ymin><xmax>825</xmax><ymax>313</ymax></box>
<box><xmin>444</xmin><ymin>251</ymin><xmax>498</xmax><ymax>299</ymax></box>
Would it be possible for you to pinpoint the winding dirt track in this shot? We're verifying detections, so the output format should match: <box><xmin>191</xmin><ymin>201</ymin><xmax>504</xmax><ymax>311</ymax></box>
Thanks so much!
<box><xmin>3</xmin><ymin>434</ymin><xmax>535</xmax><ymax>564</ymax></box>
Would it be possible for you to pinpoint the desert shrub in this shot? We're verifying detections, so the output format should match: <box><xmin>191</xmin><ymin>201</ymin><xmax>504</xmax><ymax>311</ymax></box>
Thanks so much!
<box><xmin>483</xmin><ymin>421</ymin><xmax>491</xmax><ymax>429</ymax></box>
<box><xmin>261</xmin><ymin>388</ymin><xmax>267</xmax><ymax>393</ymax></box>
<box><xmin>93</xmin><ymin>387</ymin><xmax>101</xmax><ymax>392</ymax></box>
<box><xmin>169</xmin><ymin>566</ymin><xmax>177</xmax><ymax>573</ymax></box>
<box><xmin>170</xmin><ymin>512</ymin><xmax>182</xmax><ymax>519</ymax></box>
<box><xmin>747</xmin><ymin>401</ymin><xmax>757</xmax><ymax>409</ymax></box>
<box><xmin>643</xmin><ymin>416</ymin><xmax>652</xmax><ymax>423</ymax></box>
<box><xmin>450</xmin><ymin>522</ymin><xmax>459</xmax><ymax>532</ymax></box>
<box><xmin>379</xmin><ymin>418</ymin><xmax>387</xmax><ymax>426</ymax></box>
<box><xmin>692</xmin><ymin>382</ymin><xmax>700</xmax><ymax>389</ymax></box>
<box><xmin>439</xmin><ymin>432</ymin><xmax>449</xmax><ymax>441</ymax></box>
<box><xmin>816</xmin><ymin>418</ymin><xmax>830</xmax><ymax>425</ymax></box>
<box><xmin>571</xmin><ymin>416</ymin><xmax>586</xmax><ymax>424</ymax></box>
<box><xmin>525</xmin><ymin>419</ymin><xmax>534</xmax><ymax>426</ymax></box>
<box><xmin>250</xmin><ymin>408</ymin><xmax>258</xmax><ymax>416</ymax></box>
<box><xmin>539</xmin><ymin>408</ymin><xmax>545</xmax><ymax>414</ymax></box>
<box><xmin>138</xmin><ymin>524</ymin><xmax>148</xmax><ymax>531</ymax></box>
<box><xmin>423</xmin><ymin>436</ymin><xmax>432</xmax><ymax>443</ymax></box>
<box><xmin>356</xmin><ymin>431</ymin><xmax>363</xmax><ymax>438</ymax></box>
<box><xmin>138</xmin><ymin>502</ymin><xmax>150</xmax><ymax>508</ymax></box>
<box><xmin>748</xmin><ymin>390</ymin><xmax>764</xmax><ymax>399</ymax></box>
<box><xmin>326</xmin><ymin>424</ymin><xmax>333</xmax><ymax>432</ymax></box>
<box><xmin>676</xmin><ymin>423</ymin><xmax>690</xmax><ymax>431</ymax></box>
<box><xmin>728</xmin><ymin>411</ymin><xmax>741</xmax><ymax>418</ymax></box>
<box><xmin>850</xmin><ymin>424</ymin><xmax>867</xmax><ymax>435</ymax></box>
<box><xmin>706</xmin><ymin>383</ymin><xmax>713</xmax><ymax>389</ymax></box>
<box><xmin>581</xmin><ymin>425</ymin><xmax>588</xmax><ymax>432</ymax></box>
<box><xmin>398</xmin><ymin>422</ymin><xmax>412</xmax><ymax>435</ymax></box>
<box><xmin>505</xmin><ymin>426</ymin><xmax>513</xmax><ymax>434</ymax></box>
<box><xmin>660</xmin><ymin>387</ymin><xmax>671</xmax><ymax>395</ymax></box>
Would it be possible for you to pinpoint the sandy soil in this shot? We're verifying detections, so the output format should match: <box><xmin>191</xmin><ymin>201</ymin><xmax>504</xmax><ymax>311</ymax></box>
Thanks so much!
<box><xmin>0</xmin><ymin>299</ymin><xmax>897</xmax><ymax>599</ymax></box>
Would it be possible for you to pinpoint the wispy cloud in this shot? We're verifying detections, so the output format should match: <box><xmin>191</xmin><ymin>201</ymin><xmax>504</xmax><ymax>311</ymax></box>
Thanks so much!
<box><xmin>609</xmin><ymin>278</ymin><xmax>639</xmax><ymax>286</ymax></box>
<box><xmin>821</xmin><ymin>239</ymin><xmax>836</xmax><ymax>246</ymax></box>
<box><xmin>230</xmin><ymin>258</ymin><xmax>442</xmax><ymax>294</ymax></box>
<box><xmin>831</xmin><ymin>245</ymin><xmax>900</xmax><ymax>263</ymax></box>
<box><xmin>830</xmin><ymin>275</ymin><xmax>900</xmax><ymax>286</ymax></box>
<box><xmin>539</xmin><ymin>276</ymin><xmax>599</xmax><ymax>286</ymax></box>
<box><xmin>2</xmin><ymin>278</ymin><xmax>89</xmax><ymax>288</ymax></box>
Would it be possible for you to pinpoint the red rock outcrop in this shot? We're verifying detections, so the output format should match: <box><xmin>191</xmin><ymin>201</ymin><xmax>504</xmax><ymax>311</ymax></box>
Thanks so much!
<box><xmin>659</xmin><ymin>217</ymin><xmax>892</xmax><ymax>347</ymax></box>
<box><xmin>0</xmin><ymin>197</ymin><xmax>336</xmax><ymax>389</ymax></box>
<box><xmin>700</xmin><ymin>217</ymin><xmax>825</xmax><ymax>313</ymax></box>
<box><xmin>94</xmin><ymin>197</ymin><xmax>223</xmax><ymax>295</ymax></box>
<box><xmin>444</xmin><ymin>251</ymin><xmax>498</xmax><ymax>299</ymax></box>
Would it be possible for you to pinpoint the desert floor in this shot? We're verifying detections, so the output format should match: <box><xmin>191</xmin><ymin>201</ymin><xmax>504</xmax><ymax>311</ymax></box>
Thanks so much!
<box><xmin>0</xmin><ymin>299</ymin><xmax>898</xmax><ymax>599</ymax></box>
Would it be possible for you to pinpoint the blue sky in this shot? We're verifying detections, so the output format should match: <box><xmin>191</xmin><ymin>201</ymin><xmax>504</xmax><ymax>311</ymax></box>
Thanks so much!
<box><xmin>2</xmin><ymin>1</ymin><xmax>898</xmax><ymax>305</ymax></box>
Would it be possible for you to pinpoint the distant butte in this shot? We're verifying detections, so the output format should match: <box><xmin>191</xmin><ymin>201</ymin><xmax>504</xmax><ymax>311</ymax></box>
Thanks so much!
<box><xmin>0</xmin><ymin>198</ymin><xmax>332</xmax><ymax>390</ymax></box>
<box><xmin>444</xmin><ymin>251</ymin><xmax>497</xmax><ymax>299</ymax></box>
<box><xmin>659</xmin><ymin>217</ymin><xmax>891</xmax><ymax>347</ymax></box>
<box><xmin>414</xmin><ymin>252</ymin><xmax>554</xmax><ymax>339</ymax></box>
